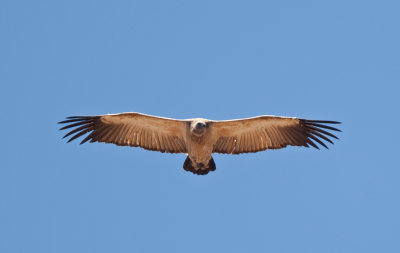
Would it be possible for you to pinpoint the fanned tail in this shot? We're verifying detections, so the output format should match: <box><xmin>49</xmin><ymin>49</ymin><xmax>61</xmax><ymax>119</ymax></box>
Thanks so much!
<box><xmin>183</xmin><ymin>156</ymin><xmax>216</xmax><ymax>175</ymax></box>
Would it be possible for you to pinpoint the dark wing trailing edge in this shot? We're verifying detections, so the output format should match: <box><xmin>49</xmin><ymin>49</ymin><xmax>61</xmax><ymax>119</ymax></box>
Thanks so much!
<box><xmin>58</xmin><ymin>113</ymin><xmax>188</xmax><ymax>153</ymax></box>
<box><xmin>212</xmin><ymin>116</ymin><xmax>341</xmax><ymax>154</ymax></box>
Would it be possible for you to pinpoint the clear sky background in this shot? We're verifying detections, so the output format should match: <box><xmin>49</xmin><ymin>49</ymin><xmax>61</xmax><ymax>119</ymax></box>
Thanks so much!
<box><xmin>1</xmin><ymin>0</ymin><xmax>399</xmax><ymax>252</ymax></box>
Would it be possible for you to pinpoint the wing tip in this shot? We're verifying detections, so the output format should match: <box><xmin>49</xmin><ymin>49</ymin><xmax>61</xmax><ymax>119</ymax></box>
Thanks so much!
<box><xmin>299</xmin><ymin>118</ymin><xmax>341</xmax><ymax>149</ymax></box>
<box><xmin>58</xmin><ymin>115</ymin><xmax>99</xmax><ymax>143</ymax></box>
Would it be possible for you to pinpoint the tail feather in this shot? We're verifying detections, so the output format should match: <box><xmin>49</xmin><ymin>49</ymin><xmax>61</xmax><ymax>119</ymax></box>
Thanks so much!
<box><xmin>183</xmin><ymin>156</ymin><xmax>216</xmax><ymax>175</ymax></box>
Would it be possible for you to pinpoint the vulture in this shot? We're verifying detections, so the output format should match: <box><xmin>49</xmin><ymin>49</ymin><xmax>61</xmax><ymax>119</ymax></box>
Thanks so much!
<box><xmin>59</xmin><ymin>112</ymin><xmax>341</xmax><ymax>175</ymax></box>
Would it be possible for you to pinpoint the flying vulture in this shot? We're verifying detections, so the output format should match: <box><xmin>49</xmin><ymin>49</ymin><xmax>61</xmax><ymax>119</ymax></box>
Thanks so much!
<box><xmin>59</xmin><ymin>112</ymin><xmax>341</xmax><ymax>175</ymax></box>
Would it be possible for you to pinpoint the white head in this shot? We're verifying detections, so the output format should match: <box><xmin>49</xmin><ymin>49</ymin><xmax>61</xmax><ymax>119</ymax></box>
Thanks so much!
<box><xmin>190</xmin><ymin>119</ymin><xmax>208</xmax><ymax>137</ymax></box>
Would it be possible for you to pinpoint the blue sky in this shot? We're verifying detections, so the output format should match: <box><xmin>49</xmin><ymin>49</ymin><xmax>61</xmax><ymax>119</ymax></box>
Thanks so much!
<box><xmin>1</xmin><ymin>0</ymin><xmax>399</xmax><ymax>252</ymax></box>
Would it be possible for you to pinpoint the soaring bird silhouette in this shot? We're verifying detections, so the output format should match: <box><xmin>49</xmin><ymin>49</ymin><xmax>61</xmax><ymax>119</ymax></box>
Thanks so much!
<box><xmin>59</xmin><ymin>112</ymin><xmax>341</xmax><ymax>175</ymax></box>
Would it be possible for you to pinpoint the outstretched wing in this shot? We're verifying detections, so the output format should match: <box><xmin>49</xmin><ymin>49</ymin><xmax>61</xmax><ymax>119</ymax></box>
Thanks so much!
<box><xmin>212</xmin><ymin>116</ymin><xmax>340</xmax><ymax>154</ymax></box>
<box><xmin>59</xmin><ymin>112</ymin><xmax>188</xmax><ymax>153</ymax></box>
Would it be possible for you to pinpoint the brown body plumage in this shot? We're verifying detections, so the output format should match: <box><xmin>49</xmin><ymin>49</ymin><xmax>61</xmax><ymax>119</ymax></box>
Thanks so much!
<box><xmin>59</xmin><ymin>112</ymin><xmax>341</xmax><ymax>175</ymax></box>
